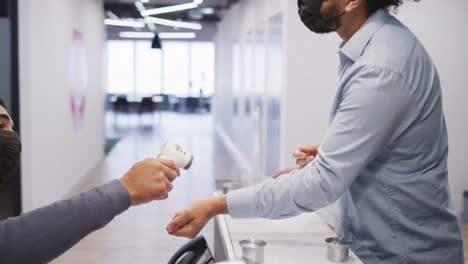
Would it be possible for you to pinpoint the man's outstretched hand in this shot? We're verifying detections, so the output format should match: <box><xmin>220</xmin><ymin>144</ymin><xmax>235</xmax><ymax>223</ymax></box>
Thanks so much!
<box><xmin>293</xmin><ymin>144</ymin><xmax>320</xmax><ymax>169</ymax></box>
<box><xmin>166</xmin><ymin>196</ymin><xmax>228</xmax><ymax>239</ymax></box>
<box><xmin>273</xmin><ymin>144</ymin><xmax>320</xmax><ymax>179</ymax></box>
<box><xmin>120</xmin><ymin>159</ymin><xmax>180</xmax><ymax>206</ymax></box>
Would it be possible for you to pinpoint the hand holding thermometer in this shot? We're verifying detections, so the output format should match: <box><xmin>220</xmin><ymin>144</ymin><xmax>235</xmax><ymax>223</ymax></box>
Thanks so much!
<box><xmin>158</xmin><ymin>141</ymin><xmax>193</xmax><ymax>170</ymax></box>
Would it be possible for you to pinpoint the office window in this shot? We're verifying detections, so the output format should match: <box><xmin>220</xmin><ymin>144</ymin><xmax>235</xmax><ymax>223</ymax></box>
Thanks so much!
<box><xmin>136</xmin><ymin>41</ymin><xmax>162</xmax><ymax>96</ymax></box>
<box><xmin>163</xmin><ymin>41</ymin><xmax>190</xmax><ymax>96</ymax></box>
<box><xmin>107</xmin><ymin>41</ymin><xmax>134</xmax><ymax>95</ymax></box>
<box><xmin>191</xmin><ymin>42</ymin><xmax>215</xmax><ymax>97</ymax></box>
<box><xmin>106</xmin><ymin>40</ymin><xmax>215</xmax><ymax>97</ymax></box>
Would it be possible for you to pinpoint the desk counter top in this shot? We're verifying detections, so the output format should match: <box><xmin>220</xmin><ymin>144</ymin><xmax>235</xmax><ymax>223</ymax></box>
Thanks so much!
<box><xmin>214</xmin><ymin>212</ymin><xmax>363</xmax><ymax>264</ymax></box>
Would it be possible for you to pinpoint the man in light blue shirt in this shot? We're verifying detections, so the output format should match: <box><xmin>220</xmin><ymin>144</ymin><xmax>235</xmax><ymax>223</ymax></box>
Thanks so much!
<box><xmin>166</xmin><ymin>0</ymin><xmax>464</xmax><ymax>263</ymax></box>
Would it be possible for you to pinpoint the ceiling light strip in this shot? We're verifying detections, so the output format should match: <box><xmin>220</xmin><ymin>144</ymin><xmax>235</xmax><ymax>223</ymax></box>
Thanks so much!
<box><xmin>144</xmin><ymin>17</ymin><xmax>202</xmax><ymax>30</ymax></box>
<box><xmin>105</xmin><ymin>11</ymin><xmax>119</xmax><ymax>20</ymax></box>
<box><xmin>119</xmin><ymin>32</ymin><xmax>155</xmax><ymax>39</ymax></box>
<box><xmin>158</xmin><ymin>32</ymin><xmax>197</xmax><ymax>39</ymax></box>
<box><xmin>141</xmin><ymin>3</ymin><xmax>199</xmax><ymax>16</ymax></box>
<box><xmin>134</xmin><ymin>1</ymin><xmax>146</xmax><ymax>13</ymax></box>
<box><xmin>105</xmin><ymin>19</ymin><xmax>146</xmax><ymax>28</ymax></box>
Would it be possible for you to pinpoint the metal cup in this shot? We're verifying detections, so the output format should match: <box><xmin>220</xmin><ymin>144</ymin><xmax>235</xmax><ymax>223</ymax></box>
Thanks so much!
<box><xmin>239</xmin><ymin>239</ymin><xmax>266</xmax><ymax>264</ymax></box>
<box><xmin>325</xmin><ymin>237</ymin><xmax>351</xmax><ymax>263</ymax></box>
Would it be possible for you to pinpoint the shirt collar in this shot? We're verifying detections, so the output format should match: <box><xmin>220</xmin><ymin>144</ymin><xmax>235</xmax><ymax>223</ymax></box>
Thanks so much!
<box><xmin>339</xmin><ymin>9</ymin><xmax>392</xmax><ymax>62</ymax></box>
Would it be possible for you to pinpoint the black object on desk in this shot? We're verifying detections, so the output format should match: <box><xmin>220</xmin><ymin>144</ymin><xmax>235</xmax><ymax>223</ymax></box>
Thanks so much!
<box><xmin>168</xmin><ymin>236</ymin><xmax>215</xmax><ymax>264</ymax></box>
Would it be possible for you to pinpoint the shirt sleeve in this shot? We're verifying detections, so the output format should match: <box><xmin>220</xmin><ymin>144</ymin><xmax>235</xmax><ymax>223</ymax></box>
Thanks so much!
<box><xmin>0</xmin><ymin>179</ymin><xmax>131</xmax><ymax>264</ymax></box>
<box><xmin>227</xmin><ymin>66</ymin><xmax>412</xmax><ymax>219</ymax></box>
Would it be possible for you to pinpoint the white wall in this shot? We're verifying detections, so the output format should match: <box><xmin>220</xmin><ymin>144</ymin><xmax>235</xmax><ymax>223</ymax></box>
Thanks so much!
<box><xmin>279</xmin><ymin>0</ymin><xmax>340</xmax><ymax>168</ymax></box>
<box><xmin>214</xmin><ymin>1</ymin><xmax>468</xmax><ymax>211</ymax></box>
<box><xmin>0</xmin><ymin>18</ymin><xmax>11</xmax><ymax>107</ymax></box>
<box><xmin>19</xmin><ymin>0</ymin><xmax>105</xmax><ymax>210</ymax></box>
<box><xmin>397</xmin><ymin>0</ymin><xmax>468</xmax><ymax>211</ymax></box>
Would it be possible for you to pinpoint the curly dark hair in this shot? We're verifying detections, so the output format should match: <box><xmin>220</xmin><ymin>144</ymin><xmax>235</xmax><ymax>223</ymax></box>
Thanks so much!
<box><xmin>367</xmin><ymin>0</ymin><xmax>420</xmax><ymax>14</ymax></box>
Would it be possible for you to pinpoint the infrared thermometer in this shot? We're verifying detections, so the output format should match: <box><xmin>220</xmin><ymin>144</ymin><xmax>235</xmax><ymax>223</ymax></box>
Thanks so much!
<box><xmin>158</xmin><ymin>141</ymin><xmax>193</xmax><ymax>170</ymax></box>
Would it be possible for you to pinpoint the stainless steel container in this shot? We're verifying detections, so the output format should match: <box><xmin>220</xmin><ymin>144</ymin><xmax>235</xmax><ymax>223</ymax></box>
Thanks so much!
<box><xmin>325</xmin><ymin>237</ymin><xmax>351</xmax><ymax>263</ymax></box>
<box><xmin>239</xmin><ymin>239</ymin><xmax>266</xmax><ymax>264</ymax></box>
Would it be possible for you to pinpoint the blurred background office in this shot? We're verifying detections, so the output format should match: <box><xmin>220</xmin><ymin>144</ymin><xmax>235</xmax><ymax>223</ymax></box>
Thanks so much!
<box><xmin>0</xmin><ymin>0</ymin><xmax>467</xmax><ymax>263</ymax></box>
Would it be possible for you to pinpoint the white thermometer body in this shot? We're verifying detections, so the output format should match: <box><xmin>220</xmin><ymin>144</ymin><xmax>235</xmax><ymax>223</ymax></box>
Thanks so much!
<box><xmin>158</xmin><ymin>141</ymin><xmax>193</xmax><ymax>170</ymax></box>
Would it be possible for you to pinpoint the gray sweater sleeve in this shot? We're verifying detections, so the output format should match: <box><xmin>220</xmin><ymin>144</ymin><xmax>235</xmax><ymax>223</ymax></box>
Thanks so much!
<box><xmin>0</xmin><ymin>179</ymin><xmax>131</xmax><ymax>264</ymax></box>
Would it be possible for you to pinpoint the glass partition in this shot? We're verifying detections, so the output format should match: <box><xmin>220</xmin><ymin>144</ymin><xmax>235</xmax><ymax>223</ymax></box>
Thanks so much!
<box><xmin>232</xmin><ymin>40</ymin><xmax>242</xmax><ymax>143</ymax></box>
<box><xmin>265</xmin><ymin>14</ymin><xmax>283</xmax><ymax>177</ymax></box>
<box><xmin>240</xmin><ymin>31</ymin><xmax>255</xmax><ymax>160</ymax></box>
<box><xmin>252</xmin><ymin>23</ymin><xmax>267</xmax><ymax>178</ymax></box>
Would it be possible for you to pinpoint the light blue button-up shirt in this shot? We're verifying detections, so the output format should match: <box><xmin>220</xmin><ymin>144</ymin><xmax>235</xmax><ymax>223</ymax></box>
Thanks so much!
<box><xmin>227</xmin><ymin>9</ymin><xmax>464</xmax><ymax>263</ymax></box>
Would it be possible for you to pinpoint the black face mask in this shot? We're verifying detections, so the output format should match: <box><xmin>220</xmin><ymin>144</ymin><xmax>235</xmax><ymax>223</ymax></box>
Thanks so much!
<box><xmin>298</xmin><ymin>0</ymin><xmax>346</xmax><ymax>34</ymax></box>
<box><xmin>0</xmin><ymin>130</ymin><xmax>22</xmax><ymax>184</ymax></box>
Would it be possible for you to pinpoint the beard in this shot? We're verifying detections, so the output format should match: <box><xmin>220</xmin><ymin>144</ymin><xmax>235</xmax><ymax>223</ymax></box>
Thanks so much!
<box><xmin>300</xmin><ymin>0</ymin><xmax>344</xmax><ymax>34</ymax></box>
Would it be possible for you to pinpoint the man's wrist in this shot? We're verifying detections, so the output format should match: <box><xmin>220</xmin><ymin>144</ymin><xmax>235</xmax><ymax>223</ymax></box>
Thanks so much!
<box><xmin>119</xmin><ymin>179</ymin><xmax>136</xmax><ymax>206</ymax></box>
<box><xmin>211</xmin><ymin>195</ymin><xmax>228</xmax><ymax>215</ymax></box>
<box><xmin>101</xmin><ymin>180</ymin><xmax>132</xmax><ymax>215</ymax></box>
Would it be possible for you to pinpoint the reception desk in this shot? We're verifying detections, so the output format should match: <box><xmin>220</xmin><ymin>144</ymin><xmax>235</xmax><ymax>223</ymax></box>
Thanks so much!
<box><xmin>213</xmin><ymin>211</ymin><xmax>363</xmax><ymax>263</ymax></box>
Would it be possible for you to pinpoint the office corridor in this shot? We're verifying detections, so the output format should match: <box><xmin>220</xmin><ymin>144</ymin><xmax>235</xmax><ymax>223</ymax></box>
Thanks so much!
<box><xmin>53</xmin><ymin>113</ymin><xmax>225</xmax><ymax>263</ymax></box>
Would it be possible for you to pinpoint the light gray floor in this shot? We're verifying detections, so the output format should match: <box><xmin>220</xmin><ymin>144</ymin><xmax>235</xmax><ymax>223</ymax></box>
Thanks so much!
<box><xmin>53</xmin><ymin>112</ymin><xmax>224</xmax><ymax>264</ymax></box>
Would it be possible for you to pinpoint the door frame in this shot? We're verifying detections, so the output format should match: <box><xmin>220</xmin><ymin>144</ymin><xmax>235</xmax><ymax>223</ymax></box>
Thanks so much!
<box><xmin>10</xmin><ymin>0</ymin><xmax>22</xmax><ymax>215</ymax></box>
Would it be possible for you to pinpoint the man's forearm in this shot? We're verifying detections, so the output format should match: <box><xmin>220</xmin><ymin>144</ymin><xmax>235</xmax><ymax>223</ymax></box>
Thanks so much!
<box><xmin>226</xmin><ymin>171</ymin><xmax>311</xmax><ymax>219</ymax></box>
<box><xmin>0</xmin><ymin>180</ymin><xmax>131</xmax><ymax>264</ymax></box>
